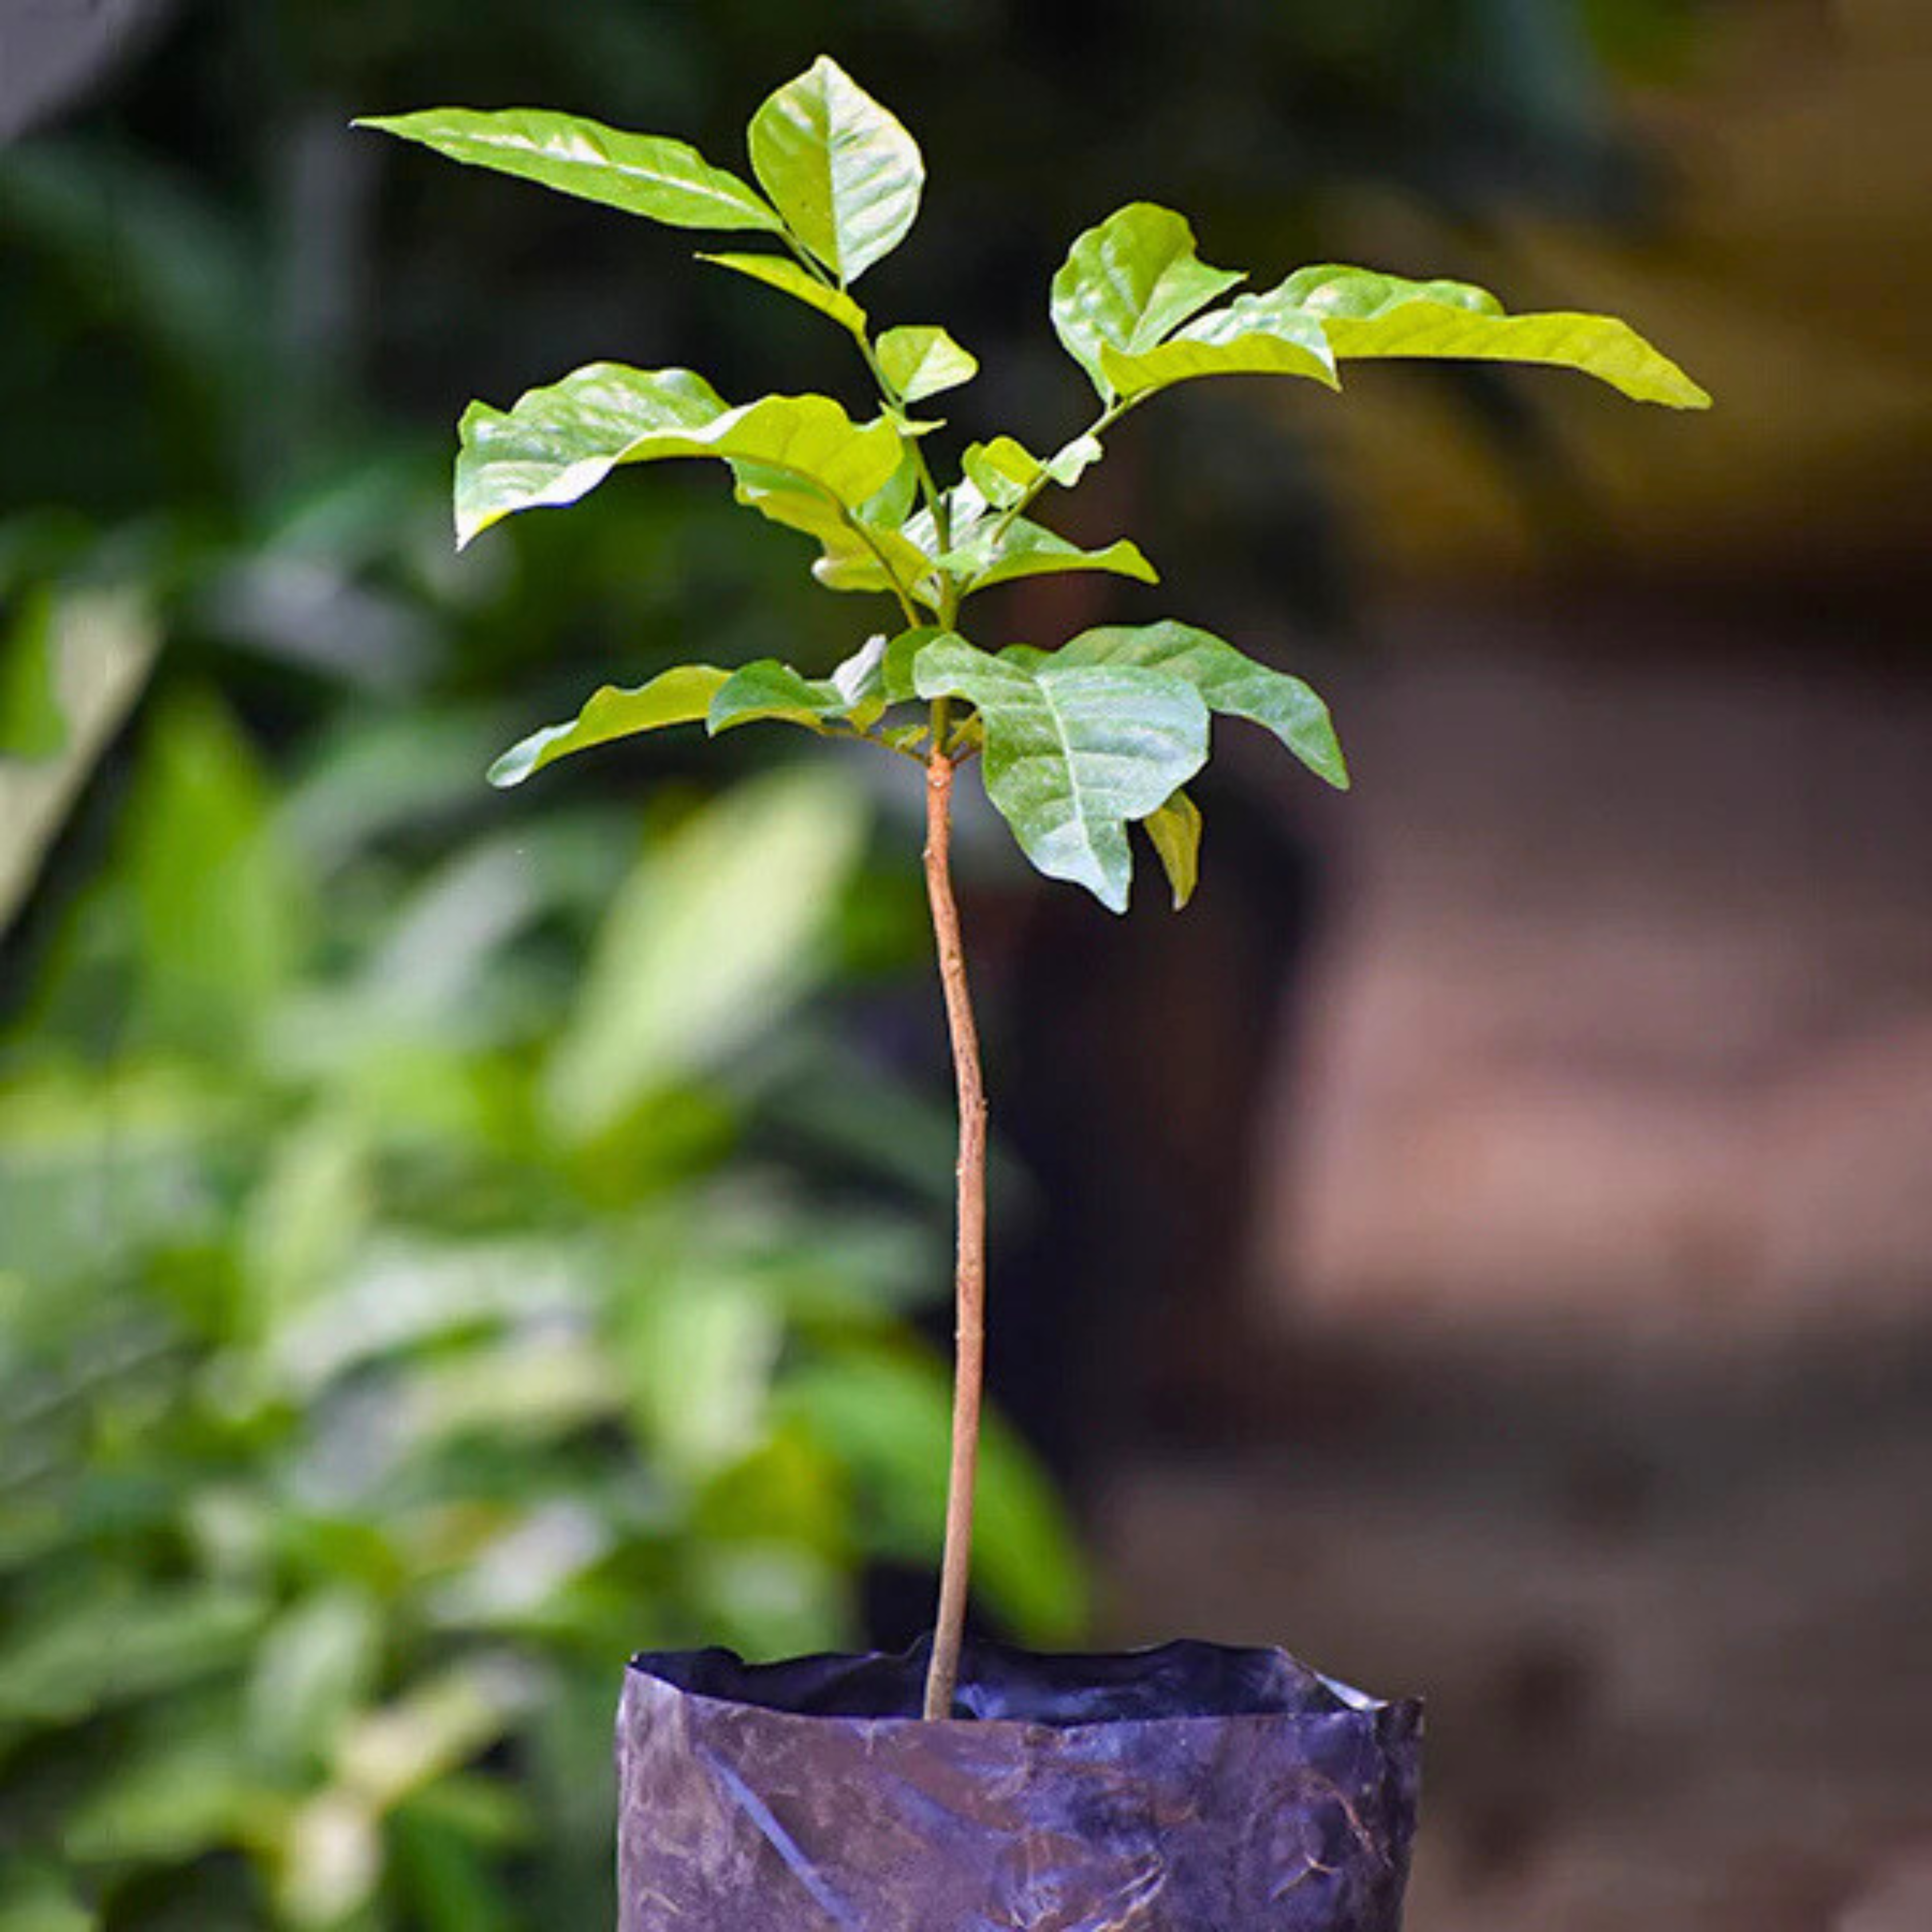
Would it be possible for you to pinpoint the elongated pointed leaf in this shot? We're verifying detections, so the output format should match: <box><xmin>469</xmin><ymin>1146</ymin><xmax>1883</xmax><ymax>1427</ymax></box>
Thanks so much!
<box><xmin>945</xmin><ymin>516</ymin><xmax>1157</xmax><ymax>596</ymax></box>
<box><xmin>1058</xmin><ymin>620</ymin><xmax>1348</xmax><ymax>788</ymax></box>
<box><xmin>913</xmin><ymin>637</ymin><xmax>1208</xmax><ymax>911</ymax></box>
<box><xmin>1051</xmin><ymin>204</ymin><xmax>1245</xmax><ymax>398</ymax></box>
<box><xmin>455</xmin><ymin>365</ymin><xmax>903</xmax><ymax>551</ymax></box>
<box><xmin>1283</xmin><ymin>265</ymin><xmax>1711</xmax><ymax>408</ymax></box>
<box><xmin>487</xmin><ymin>665</ymin><xmax>729</xmax><ymax>787</ymax></box>
<box><xmin>697</xmin><ymin>252</ymin><xmax>866</xmax><ymax>337</ymax></box>
<box><xmin>748</xmin><ymin>57</ymin><xmax>923</xmax><ymax>283</ymax></box>
<box><xmin>1100</xmin><ymin>286</ymin><xmax>1338</xmax><ymax>398</ymax></box>
<box><xmin>355</xmin><ymin>108</ymin><xmax>782</xmax><ymax>233</ymax></box>
<box><xmin>722</xmin><ymin>458</ymin><xmax>932</xmax><ymax>602</ymax></box>
<box><xmin>876</xmin><ymin>325</ymin><xmax>978</xmax><ymax>402</ymax></box>
<box><xmin>1143</xmin><ymin>789</ymin><xmax>1203</xmax><ymax>909</ymax></box>
<box><xmin>706</xmin><ymin>660</ymin><xmax>844</xmax><ymax>735</ymax></box>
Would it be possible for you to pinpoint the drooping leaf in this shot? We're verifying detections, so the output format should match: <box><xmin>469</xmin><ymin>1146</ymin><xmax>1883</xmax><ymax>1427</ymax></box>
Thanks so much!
<box><xmin>960</xmin><ymin>433</ymin><xmax>1103</xmax><ymax>508</ymax></box>
<box><xmin>1054</xmin><ymin>620</ymin><xmax>1348</xmax><ymax>789</ymax></box>
<box><xmin>1283</xmin><ymin>264</ymin><xmax>1711</xmax><ymax>408</ymax></box>
<box><xmin>746</xmin><ymin>57</ymin><xmax>923</xmax><ymax>283</ymax></box>
<box><xmin>1050</xmin><ymin>203</ymin><xmax>1244</xmax><ymax>398</ymax></box>
<box><xmin>945</xmin><ymin>516</ymin><xmax>1157</xmax><ymax>596</ymax></box>
<box><xmin>455</xmin><ymin>365</ymin><xmax>904</xmax><ymax>552</ymax></box>
<box><xmin>1100</xmin><ymin>285</ymin><xmax>1338</xmax><ymax>398</ymax></box>
<box><xmin>487</xmin><ymin>665</ymin><xmax>729</xmax><ymax>787</ymax></box>
<box><xmin>355</xmin><ymin>107</ymin><xmax>783</xmax><ymax>234</ymax></box>
<box><xmin>875</xmin><ymin>325</ymin><xmax>977</xmax><ymax>402</ymax></box>
<box><xmin>706</xmin><ymin>661</ymin><xmax>846</xmax><ymax>735</ymax></box>
<box><xmin>697</xmin><ymin>252</ymin><xmax>866</xmax><ymax>337</ymax></box>
<box><xmin>1143</xmin><ymin>789</ymin><xmax>1203</xmax><ymax>909</ymax></box>
<box><xmin>913</xmin><ymin>637</ymin><xmax>1208</xmax><ymax>911</ymax></box>
<box><xmin>728</xmin><ymin>459</ymin><xmax>932</xmax><ymax>603</ymax></box>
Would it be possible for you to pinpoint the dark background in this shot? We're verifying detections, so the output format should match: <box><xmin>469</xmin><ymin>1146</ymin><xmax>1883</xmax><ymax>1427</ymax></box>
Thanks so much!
<box><xmin>3</xmin><ymin>3</ymin><xmax>1929</xmax><ymax>1928</ymax></box>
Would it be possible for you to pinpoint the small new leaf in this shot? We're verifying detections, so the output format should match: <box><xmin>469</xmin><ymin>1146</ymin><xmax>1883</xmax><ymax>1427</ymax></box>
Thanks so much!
<box><xmin>1057</xmin><ymin>621</ymin><xmax>1348</xmax><ymax>789</ymax></box>
<box><xmin>1050</xmin><ymin>204</ymin><xmax>1245</xmax><ymax>400</ymax></box>
<box><xmin>876</xmin><ymin>325</ymin><xmax>978</xmax><ymax>402</ymax></box>
<box><xmin>913</xmin><ymin>637</ymin><xmax>1209</xmax><ymax>912</ymax></box>
<box><xmin>355</xmin><ymin>107</ymin><xmax>783</xmax><ymax>234</ymax></box>
<box><xmin>1284</xmin><ymin>265</ymin><xmax>1710</xmax><ymax>408</ymax></box>
<box><xmin>961</xmin><ymin>434</ymin><xmax>1103</xmax><ymax>508</ymax></box>
<box><xmin>488</xmin><ymin>665</ymin><xmax>730</xmax><ymax>787</ymax></box>
<box><xmin>944</xmin><ymin>517</ymin><xmax>1157</xmax><ymax>596</ymax></box>
<box><xmin>1143</xmin><ymin>789</ymin><xmax>1202</xmax><ymax>910</ymax></box>
<box><xmin>698</xmin><ymin>253</ymin><xmax>867</xmax><ymax>337</ymax></box>
<box><xmin>748</xmin><ymin>57</ymin><xmax>923</xmax><ymax>283</ymax></box>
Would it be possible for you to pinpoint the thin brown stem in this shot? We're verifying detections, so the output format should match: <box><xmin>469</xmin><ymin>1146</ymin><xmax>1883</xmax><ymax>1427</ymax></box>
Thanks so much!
<box><xmin>920</xmin><ymin>743</ymin><xmax>988</xmax><ymax>1720</ymax></box>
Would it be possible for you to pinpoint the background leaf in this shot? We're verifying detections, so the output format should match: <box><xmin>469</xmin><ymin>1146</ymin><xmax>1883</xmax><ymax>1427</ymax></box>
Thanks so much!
<box><xmin>913</xmin><ymin>637</ymin><xmax>1208</xmax><ymax>911</ymax></box>
<box><xmin>746</xmin><ymin>57</ymin><xmax>923</xmax><ymax>283</ymax></box>
<box><xmin>357</xmin><ymin>107</ymin><xmax>781</xmax><ymax>233</ymax></box>
<box><xmin>1050</xmin><ymin>203</ymin><xmax>1244</xmax><ymax>398</ymax></box>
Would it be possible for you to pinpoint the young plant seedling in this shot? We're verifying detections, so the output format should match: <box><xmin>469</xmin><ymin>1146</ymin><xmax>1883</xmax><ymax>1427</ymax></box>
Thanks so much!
<box><xmin>360</xmin><ymin>55</ymin><xmax>1709</xmax><ymax>1720</ymax></box>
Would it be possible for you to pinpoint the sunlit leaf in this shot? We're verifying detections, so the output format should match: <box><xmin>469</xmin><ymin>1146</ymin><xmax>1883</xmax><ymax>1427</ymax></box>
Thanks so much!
<box><xmin>1053</xmin><ymin>619</ymin><xmax>1349</xmax><ymax>788</ymax></box>
<box><xmin>697</xmin><ymin>252</ymin><xmax>866</xmax><ymax>337</ymax></box>
<box><xmin>1285</xmin><ymin>264</ymin><xmax>1711</xmax><ymax>407</ymax></box>
<box><xmin>355</xmin><ymin>106</ymin><xmax>781</xmax><ymax>234</ymax></box>
<box><xmin>945</xmin><ymin>516</ymin><xmax>1157</xmax><ymax>595</ymax></box>
<box><xmin>706</xmin><ymin>661</ymin><xmax>846</xmax><ymax>736</ymax></box>
<box><xmin>1100</xmin><ymin>285</ymin><xmax>1337</xmax><ymax>398</ymax></box>
<box><xmin>1143</xmin><ymin>789</ymin><xmax>1202</xmax><ymax>909</ymax></box>
<box><xmin>913</xmin><ymin>637</ymin><xmax>1208</xmax><ymax>911</ymax></box>
<box><xmin>961</xmin><ymin>433</ymin><xmax>1103</xmax><ymax>508</ymax></box>
<box><xmin>876</xmin><ymin>325</ymin><xmax>977</xmax><ymax>402</ymax></box>
<box><xmin>1050</xmin><ymin>203</ymin><xmax>1244</xmax><ymax>398</ymax></box>
<box><xmin>455</xmin><ymin>365</ymin><xmax>905</xmax><ymax>555</ymax></box>
<box><xmin>747</xmin><ymin>57</ymin><xmax>923</xmax><ymax>283</ymax></box>
<box><xmin>487</xmin><ymin>665</ymin><xmax>729</xmax><ymax>787</ymax></box>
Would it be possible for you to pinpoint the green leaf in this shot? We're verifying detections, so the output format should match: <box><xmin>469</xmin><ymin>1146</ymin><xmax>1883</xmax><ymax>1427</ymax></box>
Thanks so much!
<box><xmin>1100</xmin><ymin>285</ymin><xmax>1338</xmax><ymax>398</ymax></box>
<box><xmin>945</xmin><ymin>516</ymin><xmax>1157</xmax><ymax>596</ymax></box>
<box><xmin>961</xmin><ymin>433</ymin><xmax>1103</xmax><ymax>508</ymax></box>
<box><xmin>0</xmin><ymin>587</ymin><xmax>65</xmax><ymax>760</ymax></box>
<box><xmin>544</xmin><ymin>767</ymin><xmax>868</xmax><ymax>1137</ymax></box>
<box><xmin>697</xmin><ymin>251</ymin><xmax>866</xmax><ymax>337</ymax></box>
<box><xmin>1050</xmin><ymin>203</ymin><xmax>1245</xmax><ymax>399</ymax></box>
<box><xmin>747</xmin><ymin>57</ymin><xmax>923</xmax><ymax>283</ymax></box>
<box><xmin>875</xmin><ymin>325</ymin><xmax>978</xmax><ymax>402</ymax></box>
<box><xmin>726</xmin><ymin>460</ymin><xmax>931</xmax><ymax>602</ymax></box>
<box><xmin>1056</xmin><ymin>619</ymin><xmax>1349</xmax><ymax>789</ymax></box>
<box><xmin>488</xmin><ymin>665</ymin><xmax>729</xmax><ymax>786</ymax></box>
<box><xmin>706</xmin><ymin>661</ymin><xmax>845</xmax><ymax>735</ymax></box>
<box><xmin>913</xmin><ymin>637</ymin><xmax>1208</xmax><ymax>911</ymax></box>
<box><xmin>455</xmin><ymin>365</ymin><xmax>904</xmax><ymax>553</ymax></box>
<box><xmin>1143</xmin><ymin>789</ymin><xmax>1202</xmax><ymax>909</ymax></box>
<box><xmin>1283</xmin><ymin>264</ymin><xmax>1711</xmax><ymax>408</ymax></box>
<box><xmin>355</xmin><ymin>106</ymin><xmax>783</xmax><ymax>233</ymax></box>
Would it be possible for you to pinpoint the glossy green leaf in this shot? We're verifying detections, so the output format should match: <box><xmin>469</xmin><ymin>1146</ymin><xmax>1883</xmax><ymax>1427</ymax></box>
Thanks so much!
<box><xmin>1056</xmin><ymin>620</ymin><xmax>1349</xmax><ymax>788</ymax></box>
<box><xmin>355</xmin><ymin>107</ymin><xmax>782</xmax><ymax>234</ymax></box>
<box><xmin>1143</xmin><ymin>789</ymin><xmax>1202</xmax><ymax>909</ymax></box>
<box><xmin>747</xmin><ymin>57</ymin><xmax>923</xmax><ymax>283</ymax></box>
<box><xmin>961</xmin><ymin>433</ymin><xmax>1103</xmax><ymax>508</ymax></box>
<box><xmin>724</xmin><ymin>460</ymin><xmax>932</xmax><ymax>602</ymax></box>
<box><xmin>876</xmin><ymin>325</ymin><xmax>978</xmax><ymax>402</ymax></box>
<box><xmin>1100</xmin><ymin>285</ymin><xmax>1338</xmax><ymax>398</ymax></box>
<box><xmin>488</xmin><ymin>665</ymin><xmax>729</xmax><ymax>786</ymax></box>
<box><xmin>697</xmin><ymin>252</ymin><xmax>866</xmax><ymax>337</ymax></box>
<box><xmin>945</xmin><ymin>516</ymin><xmax>1157</xmax><ymax>595</ymax></box>
<box><xmin>455</xmin><ymin>365</ymin><xmax>904</xmax><ymax>551</ymax></box>
<box><xmin>1050</xmin><ymin>203</ymin><xmax>1245</xmax><ymax>398</ymax></box>
<box><xmin>914</xmin><ymin>637</ymin><xmax>1208</xmax><ymax>911</ymax></box>
<box><xmin>706</xmin><ymin>660</ymin><xmax>844</xmax><ymax>735</ymax></box>
<box><xmin>1283</xmin><ymin>264</ymin><xmax>1712</xmax><ymax>408</ymax></box>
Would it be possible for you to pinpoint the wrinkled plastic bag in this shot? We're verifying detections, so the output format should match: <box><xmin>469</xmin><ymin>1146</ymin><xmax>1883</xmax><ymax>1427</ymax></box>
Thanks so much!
<box><xmin>618</xmin><ymin>1637</ymin><xmax>1420</xmax><ymax>1929</ymax></box>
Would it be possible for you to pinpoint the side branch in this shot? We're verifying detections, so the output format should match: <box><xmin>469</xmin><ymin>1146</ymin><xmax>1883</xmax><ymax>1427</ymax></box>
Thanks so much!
<box><xmin>920</xmin><ymin>749</ymin><xmax>989</xmax><ymax>1720</ymax></box>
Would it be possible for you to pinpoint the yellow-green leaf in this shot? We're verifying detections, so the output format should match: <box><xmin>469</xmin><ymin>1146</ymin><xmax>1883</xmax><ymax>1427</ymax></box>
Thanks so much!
<box><xmin>487</xmin><ymin>665</ymin><xmax>730</xmax><ymax>787</ymax></box>
<box><xmin>1143</xmin><ymin>789</ymin><xmax>1202</xmax><ymax>909</ymax></box>
<box><xmin>697</xmin><ymin>252</ymin><xmax>866</xmax><ymax>338</ymax></box>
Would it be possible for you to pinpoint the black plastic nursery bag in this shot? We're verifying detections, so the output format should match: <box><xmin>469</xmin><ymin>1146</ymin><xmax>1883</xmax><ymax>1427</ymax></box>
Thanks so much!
<box><xmin>618</xmin><ymin>1636</ymin><xmax>1421</xmax><ymax>1930</ymax></box>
